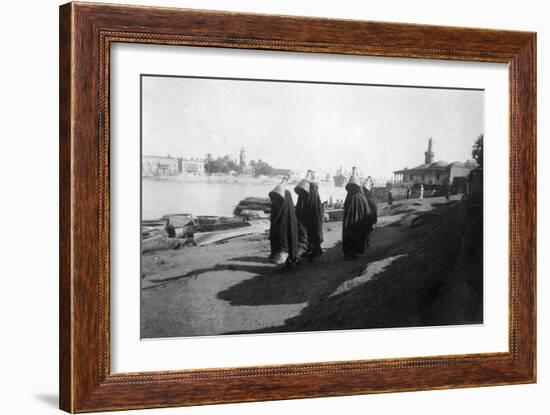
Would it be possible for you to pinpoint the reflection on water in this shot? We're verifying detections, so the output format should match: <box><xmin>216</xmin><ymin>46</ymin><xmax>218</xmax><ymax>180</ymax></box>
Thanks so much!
<box><xmin>142</xmin><ymin>177</ymin><xmax>349</xmax><ymax>220</ymax></box>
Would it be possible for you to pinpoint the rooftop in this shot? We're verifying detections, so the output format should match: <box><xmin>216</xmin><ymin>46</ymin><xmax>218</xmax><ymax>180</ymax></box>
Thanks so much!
<box><xmin>394</xmin><ymin>160</ymin><xmax>466</xmax><ymax>174</ymax></box>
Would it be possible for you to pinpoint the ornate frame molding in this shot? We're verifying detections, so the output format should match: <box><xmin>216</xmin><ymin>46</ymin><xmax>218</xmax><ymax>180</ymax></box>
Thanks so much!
<box><xmin>60</xmin><ymin>2</ymin><xmax>536</xmax><ymax>412</ymax></box>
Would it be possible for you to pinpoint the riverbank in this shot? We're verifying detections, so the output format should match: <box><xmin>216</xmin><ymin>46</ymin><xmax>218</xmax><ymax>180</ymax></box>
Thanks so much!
<box><xmin>141</xmin><ymin>195</ymin><xmax>482</xmax><ymax>338</ymax></box>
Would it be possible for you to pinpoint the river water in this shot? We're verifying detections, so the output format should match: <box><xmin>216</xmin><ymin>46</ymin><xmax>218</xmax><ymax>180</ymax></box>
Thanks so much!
<box><xmin>142</xmin><ymin>176</ymin><xmax>350</xmax><ymax>220</ymax></box>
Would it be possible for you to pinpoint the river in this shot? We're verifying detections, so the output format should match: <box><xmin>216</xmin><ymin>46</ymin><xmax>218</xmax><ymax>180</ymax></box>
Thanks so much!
<box><xmin>142</xmin><ymin>176</ymin><xmax>349</xmax><ymax>220</ymax></box>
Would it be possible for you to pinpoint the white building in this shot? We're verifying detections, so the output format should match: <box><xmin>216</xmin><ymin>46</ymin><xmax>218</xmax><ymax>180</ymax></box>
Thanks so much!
<box><xmin>142</xmin><ymin>155</ymin><xmax>179</xmax><ymax>177</ymax></box>
<box><xmin>393</xmin><ymin>138</ymin><xmax>472</xmax><ymax>186</ymax></box>
<box><xmin>181</xmin><ymin>158</ymin><xmax>205</xmax><ymax>174</ymax></box>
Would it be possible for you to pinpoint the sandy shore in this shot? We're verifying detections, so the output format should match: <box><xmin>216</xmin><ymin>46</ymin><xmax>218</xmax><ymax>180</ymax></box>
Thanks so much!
<box><xmin>141</xmin><ymin>195</ymin><xmax>482</xmax><ymax>338</ymax></box>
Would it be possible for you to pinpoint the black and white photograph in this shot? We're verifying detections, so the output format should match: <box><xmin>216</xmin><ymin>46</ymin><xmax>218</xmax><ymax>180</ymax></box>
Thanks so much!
<box><xmin>140</xmin><ymin>75</ymin><xmax>484</xmax><ymax>339</ymax></box>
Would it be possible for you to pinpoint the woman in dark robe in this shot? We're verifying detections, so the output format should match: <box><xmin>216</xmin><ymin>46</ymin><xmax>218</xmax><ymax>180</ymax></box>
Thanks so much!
<box><xmin>303</xmin><ymin>181</ymin><xmax>324</xmax><ymax>259</ymax></box>
<box><xmin>269</xmin><ymin>180</ymin><xmax>298</xmax><ymax>268</ymax></box>
<box><xmin>342</xmin><ymin>168</ymin><xmax>370</xmax><ymax>260</ymax></box>
<box><xmin>361</xmin><ymin>177</ymin><xmax>378</xmax><ymax>248</ymax></box>
<box><xmin>294</xmin><ymin>178</ymin><xmax>310</xmax><ymax>257</ymax></box>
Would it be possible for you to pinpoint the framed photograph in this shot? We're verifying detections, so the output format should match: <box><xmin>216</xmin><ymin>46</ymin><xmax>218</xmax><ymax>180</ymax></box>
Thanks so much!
<box><xmin>59</xmin><ymin>2</ymin><xmax>536</xmax><ymax>412</ymax></box>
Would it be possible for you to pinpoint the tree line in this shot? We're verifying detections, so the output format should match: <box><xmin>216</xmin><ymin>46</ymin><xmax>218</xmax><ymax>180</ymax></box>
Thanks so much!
<box><xmin>471</xmin><ymin>134</ymin><xmax>483</xmax><ymax>169</ymax></box>
<box><xmin>204</xmin><ymin>154</ymin><xmax>275</xmax><ymax>176</ymax></box>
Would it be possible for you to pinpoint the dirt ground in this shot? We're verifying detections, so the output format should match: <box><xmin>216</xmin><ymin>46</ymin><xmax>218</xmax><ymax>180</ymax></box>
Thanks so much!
<box><xmin>141</xmin><ymin>195</ymin><xmax>483</xmax><ymax>338</ymax></box>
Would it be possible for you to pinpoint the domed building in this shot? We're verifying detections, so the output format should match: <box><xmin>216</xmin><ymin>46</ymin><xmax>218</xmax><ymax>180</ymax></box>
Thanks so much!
<box><xmin>393</xmin><ymin>138</ymin><xmax>472</xmax><ymax>186</ymax></box>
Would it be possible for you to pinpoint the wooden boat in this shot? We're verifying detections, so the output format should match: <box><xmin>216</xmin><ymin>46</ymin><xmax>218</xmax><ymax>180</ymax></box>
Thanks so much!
<box><xmin>196</xmin><ymin>215</ymin><xmax>220</xmax><ymax>225</ymax></box>
<box><xmin>141</xmin><ymin>220</ymin><xmax>169</xmax><ymax>238</ymax></box>
<box><xmin>325</xmin><ymin>208</ymin><xmax>344</xmax><ymax>222</ymax></box>
<box><xmin>161</xmin><ymin>213</ymin><xmax>194</xmax><ymax>227</ymax></box>
<box><xmin>193</xmin><ymin>220</ymin><xmax>270</xmax><ymax>246</ymax></box>
<box><xmin>238</xmin><ymin>209</ymin><xmax>270</xmax><ymax>219</ymax></box>
<box><xmin>234</xmin><ymin>197</ymin><xmax>271</xmax><ymax>216</ymax></box>
<box><xmin>197</xmin><ymin>218</ymin><xmax>249</xmax><ymax>233</ymax></box>
<box><xmin>142</xmin><ymin>235</ymin><xmax>184</xmax><ymax>253</ymax></box>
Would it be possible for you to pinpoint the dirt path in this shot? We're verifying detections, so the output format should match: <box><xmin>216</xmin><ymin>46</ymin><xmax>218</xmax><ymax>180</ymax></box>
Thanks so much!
<box><xmin>141</xmin><ymin>196</ymin><xmax>479</xmax><ymax>338</ymax></box>
<box><xmin>141</xmin><ymin>220</ymin><xmax>369</xmax><ymax>337</ymax></box>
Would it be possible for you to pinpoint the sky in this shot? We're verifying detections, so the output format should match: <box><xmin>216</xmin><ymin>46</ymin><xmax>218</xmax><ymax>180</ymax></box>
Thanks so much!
<box><xmin>142</xmin><ymin>75</ymin><xmax>483</xmax><ymax>179</ymax></box>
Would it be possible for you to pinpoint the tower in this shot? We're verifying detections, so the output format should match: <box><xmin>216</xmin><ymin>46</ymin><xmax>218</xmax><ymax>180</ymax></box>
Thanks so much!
<box><xmin>424</xmin><ymin>137</ymin><xmax>434</xmax><ymax>164</ymax></box>
<box><xmin>239</xmin><ymin>147</ymin><xmax>246</xmax><ymax>170</ymax></box>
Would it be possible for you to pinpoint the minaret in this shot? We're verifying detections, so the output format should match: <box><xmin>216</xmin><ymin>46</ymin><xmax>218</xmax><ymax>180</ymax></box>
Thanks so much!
<box><xmin>424</xmin><ymin>138</ymin><xmax>434</xmax><ymax>164</ymax></box>
<box><xmin>239</xmin><ymin>147</ymin><xmax>246</xmax><ymax>169</ymax></box>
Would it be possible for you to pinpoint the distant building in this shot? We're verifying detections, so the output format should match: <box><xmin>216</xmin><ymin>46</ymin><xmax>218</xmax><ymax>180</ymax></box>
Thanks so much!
<box><xmin>271</xmin><ymin>168</ymin><xmax>292</xmax><ymax>178</ymax></box>
<box><xmin>181</xmin><ymin>158</ymin><xmax>205</xmax><ymax>174</ymax></box>
<box><xmin>142</xmin><ymin>155</ymin><xmax>204</xmax><ymax>176</ymax></box>
<box><xmin>239</xmin><ymin>147</ymin><xmax>248</xmax><ymax>173</ymax></box>
<box><xmin>393</xmin><ymin>138</ymin><xmax>472</xmax><ymax>185</ymax></box>
<box><xmin>142</xmin><ymin>155</ymin><xmax>179</xmax><ymax>177</ymax></box>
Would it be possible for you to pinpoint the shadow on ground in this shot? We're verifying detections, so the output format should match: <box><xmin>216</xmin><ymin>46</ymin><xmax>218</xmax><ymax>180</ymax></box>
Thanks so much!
<box><xmin>141</xmin><ymin>199</ymin><xmax>483</xmax><ymax>337</ymax></box>
<box><xmin>222</xmin><ymin>202</ymin><xmax>483</xmax><ymax>334</ymax></box>
<box><xmin>227</xmin><ymin>255</ymin><xmax>270</xmax><ymax>264</ymax></box>
<box><xmin>217</xmin><ymin>236</ymin><xmax>402</xmax><ymax>308</ymax></box>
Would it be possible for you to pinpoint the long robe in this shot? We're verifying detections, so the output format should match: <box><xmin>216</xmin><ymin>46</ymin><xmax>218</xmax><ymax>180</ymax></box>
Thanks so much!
<box><xmin>305</xmin><ymin>182</ymin><xmax>324</xmax><ymax>253</ymax></box>
<box><xmin>294</xmin><ymin>188</ymin><xmax>310</xmax><ymax>255</ymax></box>
<box><xmin>362</xmin><ymin>187</ymin><xmax>378</xmax><ymax>234</ymax></box>
<box><xmin>295</xmin><ymin>184</ymin><xmax>324</xmax><ymax>256</ymax></box>
<box><xmin>269</xmin><ymin>190</ymin><xmax>298</xmax><ymax>262</ymax></box>
<box><xmin>342</xmin><ymin>186</ymin><xmax>370</xmax><ymax>259</ymax></box>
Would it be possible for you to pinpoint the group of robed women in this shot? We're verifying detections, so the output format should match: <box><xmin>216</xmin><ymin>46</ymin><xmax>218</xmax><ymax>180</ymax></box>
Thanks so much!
<box><xmin>268</xmin><ymin>168</ymin><xmax>378</xmax><ymax>267</ymax></box>
<box><xmin>268</xmin><ymin>171</ymin><xmax>324</xmax><ymax>267</ymax></box>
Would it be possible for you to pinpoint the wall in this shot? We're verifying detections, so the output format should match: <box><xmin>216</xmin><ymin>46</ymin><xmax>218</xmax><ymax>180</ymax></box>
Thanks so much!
<box><xmin>449</xmin><ymin>165</ymin><xmax>471</xmax><ymax>184</ymax></box>
<box><xmin>142</xmin><ymin>155</ymin><xmax>180</xmax><ymax>176</ymax></box>
<box><xmin>400</xmin><ymin>169</ymin><xmax>450</xmax><ymax>185</ymax></box>
<box><xmin>1</xmin><ymin>1</ymin><xmax>547</xmax><ymax>415</ymax></box>
<box><xmin>182</xmin><ymin>159</ymin><xmax>205</xmax><ymax>174</ymax></box>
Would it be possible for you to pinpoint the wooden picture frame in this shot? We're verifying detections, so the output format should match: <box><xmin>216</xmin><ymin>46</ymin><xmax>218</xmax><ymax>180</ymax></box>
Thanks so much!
<box><xmin>59</xmin><ymin>2</ymin><xmax>536</xmax><ymax>412</ymax></box>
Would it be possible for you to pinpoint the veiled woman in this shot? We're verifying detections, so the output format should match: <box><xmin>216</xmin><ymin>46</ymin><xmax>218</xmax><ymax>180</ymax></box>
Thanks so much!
<box><xmin>294</xmin><ymin>175</ymin><xmax>310</xmax><ymax>258</ymax></box>
<box><xmin>342</xmin><ymin>167</ymin><xmax>370</xmax><ymax>260</ymax></box>
<box><xmin>294</xmin><ymin>171</ymin><xmax>324</xmax><ymax>260</ymax></box>
<box><xmin>304</xmin><ymin>180</ymin><xmax>324</xmax><ymax>259</ymax></box>
<box><xmin>269</xmin><ymin>177</ymin><xmax>298</xmax><ymax>268</ymax></box>
<box><xmin>361</xmin><ymin>176</ymin><xmax>378</xmax><ymax>248</ymax></box>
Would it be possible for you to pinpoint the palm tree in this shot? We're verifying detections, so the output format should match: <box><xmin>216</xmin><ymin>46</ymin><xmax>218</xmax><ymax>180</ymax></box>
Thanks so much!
<box><xmin>472</xmin><ymin>134</ymin><xmax>483</xmax><ymax>168</ymax></box>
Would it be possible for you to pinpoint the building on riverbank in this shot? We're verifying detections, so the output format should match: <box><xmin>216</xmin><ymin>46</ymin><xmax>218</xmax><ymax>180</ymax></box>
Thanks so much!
<box><xmin>392</xmin><ymin>138</ymin><xmax>472</xmax><ymax>186</ymax></box>
<box><xmin>142</xmin><ymin>155</ymin><xmax>179</xmax><ymax>177</ymax></box>
<box><xmin>181</xmin><ymin>158</ymin><xmax>205</xmax><ymax>174</ymax></box>
<box><xmin>142</xmin><ymin>155</ymin><xmax>205</xmax><ymax>177</ymax></box>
